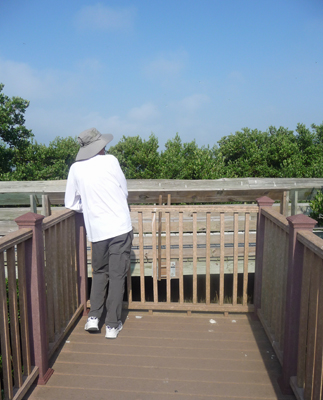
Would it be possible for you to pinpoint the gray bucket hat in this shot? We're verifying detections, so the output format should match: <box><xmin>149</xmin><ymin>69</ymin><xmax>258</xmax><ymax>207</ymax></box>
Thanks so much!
<box><xmin>76</xmin><ymin>128</ymin><xmax>113</xmax><ymax>161</ymax></box>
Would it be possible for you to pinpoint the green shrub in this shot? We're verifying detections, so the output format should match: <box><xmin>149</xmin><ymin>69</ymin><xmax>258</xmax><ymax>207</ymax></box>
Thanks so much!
<box><xmin>309</xmin><ymin>190</ymin><xmax>323</xmax><ymax>227</ymax></box>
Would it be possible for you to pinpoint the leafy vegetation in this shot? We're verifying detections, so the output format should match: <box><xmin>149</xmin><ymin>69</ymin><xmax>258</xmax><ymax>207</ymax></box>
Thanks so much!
<box><xmin>309</xmin><ymin>190</ymin><xmax>323</xmax><ymax>227</ymax></box>
<box><xmin>1</xmin><ymin>82</ymin><xmax>323</xmax><ymax>182</ymax></box>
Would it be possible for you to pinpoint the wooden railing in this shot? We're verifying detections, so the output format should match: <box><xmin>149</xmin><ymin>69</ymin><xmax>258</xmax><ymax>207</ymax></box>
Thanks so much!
<box><xmin>127</xmin><ymin>204</ymin><xmax>258</xmax><ymax>312</ymax></box>
<box><xmin>255</xmin><ymin>196</ymin><xmax>322</xmax><ymax>399</ymax></box>
<box><xmin>0</xmin><ymin>210</ymin><xmax>87</xmax><ymax>400</ymax></box>
<box><xmin>257</xmin><ymin>207</ymin><xmax>289</xmax><ymax>364</ymax></box>
<box><xmin>290</xmin><ymin>230</ymin><xmax>323</xmax><ymax>400</ymax></box>
<box><xmin>0</xmin><ymin>228</ymin><xmax>38</xmax><ymax>400</ymax></box>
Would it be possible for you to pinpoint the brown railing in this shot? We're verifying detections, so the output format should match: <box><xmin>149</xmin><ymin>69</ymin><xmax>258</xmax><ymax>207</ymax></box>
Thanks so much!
<box><xmin>0</xmin><ymin>210</ymin><xmax>87</xmax><ymax>400</ymax></box>
<box><xmin>0</xmin><ymin>228</ymin><xmax>38</xmax><ymax>400</ymax></box>
<box><xmin>290</xmin><ymin>230</ymin><xmax>323</xmax><ymax>400</ymax></box>
<box><xmin>127</xmin><ymin>204</ymin><xmax>258</xmax><ymax>312</ymax></box>
<box><xmin>255</xmin><ymin>196</ymin><xmax>322</xmax><ymax>399</ymax></box>
<box><xmin>257</xmin><ymin>207</ymin><xmax>289</xmax><ymax>364</ymax></box>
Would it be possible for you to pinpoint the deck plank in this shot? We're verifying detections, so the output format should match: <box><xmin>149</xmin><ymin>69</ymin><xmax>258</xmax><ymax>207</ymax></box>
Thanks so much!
<box><xmin>25</xmin><ymin>312</ymin><xmax>295</xmax><ymax>400</ymax></box>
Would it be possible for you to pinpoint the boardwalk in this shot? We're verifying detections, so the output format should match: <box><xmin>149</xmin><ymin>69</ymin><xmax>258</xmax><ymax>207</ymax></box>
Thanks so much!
<box><xmin>25</xmin><ymin>312</ymin><xmax>295</xmax><ymax>400</ymax></box>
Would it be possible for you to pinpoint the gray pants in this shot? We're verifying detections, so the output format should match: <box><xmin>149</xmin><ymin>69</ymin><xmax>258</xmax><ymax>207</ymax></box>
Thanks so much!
<box><xmin>89</xmin><ymin>230</ymin><xmax>133</xmax><ymax>328</ymax></box>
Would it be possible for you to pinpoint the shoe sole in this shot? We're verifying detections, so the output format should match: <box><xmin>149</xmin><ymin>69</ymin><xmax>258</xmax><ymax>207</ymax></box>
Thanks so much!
<box><xmin>85</xmin><ymin>326</ymin><xmax>99</xmax><ymax>332</ymax></box>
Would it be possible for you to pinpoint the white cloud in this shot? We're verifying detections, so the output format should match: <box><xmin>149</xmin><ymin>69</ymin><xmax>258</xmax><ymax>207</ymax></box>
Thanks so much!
<box><xmin>74</xmin><ymin>4</ymin><xmax>136</xmax><ymax>31</ymax></box>
<box><xmin>144</xmin><ymin>51</ymin><xmax>188</xmax><ymax>78</ymax></box>
<box><xmin>170</xmin><ymin>94</ymin><xmax>210</xmax><ymax>113</ymax></box>
<box><xmin>127</xmin><ymin>103</ymin><xmax>159</xmax><ymax>121</ymax></box>
<box><xmin>0</xmin><ymin>57</ymin><xmax>103</xmax><ymax>104</ymax></box>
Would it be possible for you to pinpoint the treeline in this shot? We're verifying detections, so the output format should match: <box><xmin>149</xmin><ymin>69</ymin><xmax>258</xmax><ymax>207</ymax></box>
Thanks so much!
<box><xmin>1</xmin><ymin>83</ymin><xmax>323</xmax><ymax>180</ymax></box>
<box><xmin>1</xmin><ymin>124</ymin><xmax>323</xmax><ymax>181</ymax></box>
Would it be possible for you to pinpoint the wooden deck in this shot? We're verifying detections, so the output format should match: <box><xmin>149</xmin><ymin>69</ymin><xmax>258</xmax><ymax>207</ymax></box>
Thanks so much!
<box><xmin>24</xmin><ymin>312</ymin><xmax>296</xmax><ymax>400</ymax></box>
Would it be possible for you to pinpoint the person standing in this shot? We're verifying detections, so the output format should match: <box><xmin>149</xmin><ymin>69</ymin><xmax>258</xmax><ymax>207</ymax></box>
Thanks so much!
<box><xmin>65</xmin><ymin>127</ymin><xmax>133</xmax><ymax>339</ymax></box>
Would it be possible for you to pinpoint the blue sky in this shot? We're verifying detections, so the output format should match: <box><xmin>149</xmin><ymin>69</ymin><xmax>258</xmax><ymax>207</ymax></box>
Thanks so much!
<box><xmin>0</xmin><ymin>0</ymin><xmax>322</xmax><ymax>149</ymax></box>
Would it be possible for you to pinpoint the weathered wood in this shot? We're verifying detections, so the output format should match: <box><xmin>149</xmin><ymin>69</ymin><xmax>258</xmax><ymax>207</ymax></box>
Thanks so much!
<box><xmin>0</xmin><ymin>251</ymin><xmax>14</xmax><ymax>399</ymax></box>
<box><xmin>17</xmin><ymin>241</ymin><xmax>32</xmax><ymax>376</ymax></box>
<box><xmin>138</xmin><ymin>212</ymin><xmax>145</xmax><ymax>303</ymax></box>
<box><xmin>42</xmin><ymin>195</ymin><xmax>51</xmax><ymax>217</ymax></box>
<box><xmin>1</xmin><ymin>178</ymin><xmax>322</xmax><ymax>206</ymax></box>
<box><xmin>7</xmin><ymin>246</ymin><xmax>23</xmax><ymax>388</ymax></box>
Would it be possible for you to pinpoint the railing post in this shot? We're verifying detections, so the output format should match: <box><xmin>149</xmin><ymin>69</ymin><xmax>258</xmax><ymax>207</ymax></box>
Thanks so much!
<box><xmin>254</xmin><ymin>196</ymin><xmax>275</xmax><ymax>315</ymax></box>
<box><xmin>74</xmin><ymin>212</ymin><xmax>88</xmax><ymax>315</ymax></box>
<box><xmin>278</xmin><ymin>213</ymin><xmax>317</xmax><ymax>394</ymax></box>
<box><xmin>15</xmin><ymin>212</ymin><xmax>54</xmax><ymax>385</ymax></box>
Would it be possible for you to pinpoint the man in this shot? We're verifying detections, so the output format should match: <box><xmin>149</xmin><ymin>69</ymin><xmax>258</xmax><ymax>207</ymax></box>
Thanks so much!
<box><xmin>65</xmin><ymin>127</ymin><xmax>133</xmax><ymax>339</ymax></box>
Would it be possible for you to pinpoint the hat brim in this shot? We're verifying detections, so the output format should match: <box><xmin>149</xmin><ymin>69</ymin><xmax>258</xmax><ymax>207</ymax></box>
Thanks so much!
<box><xmin>76</xmin><ymin>133</ymin><xmax>113</xmax><ymax>161</ymax></box>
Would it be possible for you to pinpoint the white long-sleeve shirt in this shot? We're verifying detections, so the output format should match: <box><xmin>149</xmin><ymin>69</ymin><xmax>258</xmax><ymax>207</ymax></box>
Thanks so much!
<box><xmin>65</xmin><ymin>154</ymin><xmax>132</xmax><ymax>242</ymax></box>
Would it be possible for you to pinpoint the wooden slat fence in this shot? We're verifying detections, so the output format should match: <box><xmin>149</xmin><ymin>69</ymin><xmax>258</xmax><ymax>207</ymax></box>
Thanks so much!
<box><xmin>42</xmin><ymin>210</ymin><xmax>83</xmax><ymax>359</ymax></box>
<box><xmin>290</xmin><ymin>230</ymin><xmax>323</xmax><ymax>400</ymax></box>
<box><xmin>127</xmin><ymin>204</ymin><xmax>258</xmax><ymax>312</ymax></box>
<box><xmin>0</xmin><ymin>229</ymin><xmax>39</xmax><ymax>400</ymax></box>
<box><xmin>0</xmin><ymin>209</ymin><xmax>87</xmax><ymax>400</ymax></box>
<box><xmin>257</xmin><ymin>207</ymin><xmax>290</xmax><ymax>364</ymax></box>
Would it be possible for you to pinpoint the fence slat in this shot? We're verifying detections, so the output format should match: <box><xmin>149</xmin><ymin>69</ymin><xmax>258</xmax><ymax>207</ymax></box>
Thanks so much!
<box><xmin>206</xmin><ymin>212</ymin><xmax>211</xmax><ymax>305</ymax></box>
<box><xmin>179</xmin><ymin>212</ymin><xmax>184</xmax><ymax>304</ymax></box>
<box><xmin>312</xmin><ymin>260</ymin><xmax>323</xmax><ymax>400</ymax></box>
<box><xmin>193</xmin><ymin>212</ymin><xmax>197</xmax><ymax>304</ymax></box>
<box><xmin>233</xmin><ymin>212</ymin><xmax>239</xmax><ymax>306</ymax></box>
<box><xmin>0</xmin><ymin>251</ymin><xmax>13</xmax><ymax>399</ymax></box>
<box><xmin>7</xmin><ymin>246</ymin><xmax>23</xmax><ymax>389</ymax></box>
<box><xmin>304</xmin><ymin>259</ymin><xmax>320</xmax><ymax>400</ymax></box>
<box><xmin>243</xmin><ymin>213</ymin><xmax>250</xmax><ymax>306</ymax></box>
<box><xmin>45</xmin><ymin>228</ymin><xmax>55</xmax><ymax>343</ymax></box>
<box><xmin>138</xmin><ymin>212</ymin><xmax>145</xmax><ymax>303</ymax></box>
<box><xmin>219</xmin><ymin>212</ymin><xmax>225</xmax><ymax>306</ymax></box>
<box><xmin>166</xmin><ymin>212</ymin><xmax>171</xmax><ymax>303</ymax></box>
<box><xmin>17</xmin><ymin>241</ymin><xmax>32</xmax><ymax>376</ymax></box>
<box><xmin>151</xmin><ymin>212</ymin><xmax>158</xmax><ymax>303</ymax></box>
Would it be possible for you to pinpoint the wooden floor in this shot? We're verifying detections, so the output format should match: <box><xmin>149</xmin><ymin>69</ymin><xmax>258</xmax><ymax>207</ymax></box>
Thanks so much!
<box><xmin>25</xmin><ymin>312</ymin><xmax>296</xmax><ymax>400</ymax></box>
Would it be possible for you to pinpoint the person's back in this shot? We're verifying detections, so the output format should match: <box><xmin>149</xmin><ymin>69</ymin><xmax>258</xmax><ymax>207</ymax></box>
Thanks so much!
<box><xmin>66</xmin><ymin>154</ymin><xmax>132</xmax><ymax>242</ymax></box>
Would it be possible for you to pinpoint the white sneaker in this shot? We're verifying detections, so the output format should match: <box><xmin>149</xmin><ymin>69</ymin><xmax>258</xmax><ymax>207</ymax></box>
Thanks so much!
<box><xmin>84</xmin><ymin>317</ymin><xmax>99</xmax><ymax>331</ymax></box>
<box><xmin>105</xmin><ymin>321</ymin><xmax>123</xmax><ymax>339</ymax></box>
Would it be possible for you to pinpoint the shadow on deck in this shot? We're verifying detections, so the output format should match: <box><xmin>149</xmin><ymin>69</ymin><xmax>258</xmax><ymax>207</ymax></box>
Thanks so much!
<box><xmin>24</xmin><ymin>312</ymin><xmax>295</xmax><ymax>400</ymax></box>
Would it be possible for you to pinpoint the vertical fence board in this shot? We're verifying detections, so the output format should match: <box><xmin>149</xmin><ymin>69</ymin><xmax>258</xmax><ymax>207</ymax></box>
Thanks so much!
<box><xmin>56</xmin><ymin>222</ymin><xmax>64</xmax><ymax>331</ymax></box>
<box><xmin>52</xmin><ymin>224</ymin><xmax>60</xmax><ymax>336</ymax></box>
<box><xmin>219</xmin><ymin>212</ymin><xmax>225</xmax><ymax>305</ymax></box>
<box><xmin>45</xmin><ymin>228</ymin><xmax>55</xmax><ymax>343</ymax></box>
<box><xmin>138</xmin><ymin>212</ymin><xmax>145</xmax><ymax>303</ymax></box>
<box><xmin>70</xmin><ymin>214</ymin><xmax>78</xmax><ymax>313</ymax></box>
<box><xmin>17</xmin><ymin>241</ymin><xmax>32</xmax><ymax>376</ymax></box>
<box><xmin>166</xmin><ymin>212</ymin><xmax>171</xmax><ymax>303</ymax></box>
<box><xmin>152</xmin><ymin>211</ymin><xmax>158</xmax><ymax>303</ymax></box>
<box><xmin>193</xmin><ymin>212</ymin><xmax>197</xmax><ymax>304</ymax></box>
<box><xmin>0</xmin><ymin>251</ymin><xmax>13</xmax><ymax>399</ymax></box>
<box><xmin>206</xmin><ymin>212</ymin><xmax>211</xmax><ymax>305</ymax></box>
<box><xmin>66</xmin><ymin>217</ymin><xmax>74</xmax><ymax>317</ymax></box>
<box><xmin>312</xmin><ymin>260</ymin><xmax>323</xmax><ymax>400</ymax></box>
<box><xmin>304</xmin><ymin>260</ymin><xmax>320</xmax><ymax>400</ymax></box>
<box><xmin>7</xmin><ymin>246</ymin><xmax>23</xmax><ymax>388</ymax></box>
<box><xmin>233</xmin><ymin>212</ymin><xmax>239</xmax><ymax>305</ymax></box>
<box><xmin>179</xmin><ymin>212</ymin><xmax>184</xmax><ymax>304</ymax></box>
<box><xmin>243</xmin><ymin>213</ymin><xmax>250</xmax><ymax>306</ymax></box>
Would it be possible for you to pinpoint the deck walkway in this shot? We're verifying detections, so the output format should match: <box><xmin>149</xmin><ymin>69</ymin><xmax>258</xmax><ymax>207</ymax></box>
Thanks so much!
<box><xmin>25</xmin><ymin>312</ymin><xmax>296</xmax><ymax>400</ymax></box>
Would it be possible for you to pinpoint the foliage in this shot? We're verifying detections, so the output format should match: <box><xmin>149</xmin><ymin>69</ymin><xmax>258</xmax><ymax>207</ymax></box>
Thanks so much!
<box><xmin>159</xmin><ymin>133</ymin><xmax>219</xmax><ymax>179</ymax></box>
<box><xmin>108</xmin><ymin>134</ymin><xmax>161</xmax><ymax>179</ymax></box>
<box><xmin>309</xmin><ymin>190</ymin><xmax>323</xmax><ymax>227</ymax></box>
<box><xmin>0</xmin><ymin>136</ymin><xmax>78</xmax><ymax>181</ymax></box>
<box><xmin>1</xmin><ymin>83</ymin><xmax>323</xmax><ymax>181</ymax></box>
<box><xmin>0</xmin><ymin>83</ymin><xmax>33</xmax><ymax>176</ymax></box>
